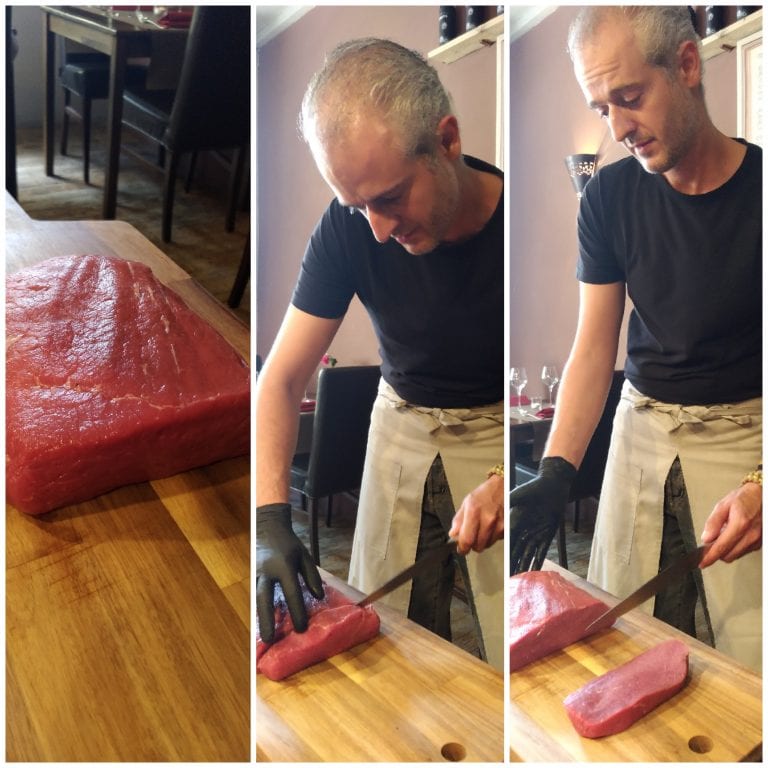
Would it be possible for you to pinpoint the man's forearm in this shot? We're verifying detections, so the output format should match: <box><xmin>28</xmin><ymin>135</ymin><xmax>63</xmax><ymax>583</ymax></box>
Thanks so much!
<box><xmin>255</xmin><ymin>372</ymin><xmax>305</xmax><ymax>505</ymax></box>
<box><xmin>543</xmin><ymin>350</ymin><xmax>616</xmax><ymax>469</ymax></box>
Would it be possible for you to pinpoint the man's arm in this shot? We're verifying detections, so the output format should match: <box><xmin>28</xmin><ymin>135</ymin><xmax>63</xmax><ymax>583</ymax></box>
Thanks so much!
<box><xmin>256</xmin><ymin>305</ymin><xmax>344</xmax><ymax>505</ymax></box>
<box><xmin>256</xmin><ymin>305</ymin><xmax>343</xmax><ymax>643</ymax></box>
<box><xmin>508</xmin><ymin>281</ymin><xmax>625</xmax><ymax>572</ymax></box>
<box><xmin>544</xmin><ymin>281</ymin><xmax>626</xmax><ymax>466</ymax></box>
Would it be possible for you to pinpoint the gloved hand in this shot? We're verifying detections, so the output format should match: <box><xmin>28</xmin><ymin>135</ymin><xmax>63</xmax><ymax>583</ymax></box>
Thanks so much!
<box><xmin>509</xmin><ymin>456</ymin><xmax>577</xmax><ymax>574</ymax></box>
<box><xmin>256</xmin><ymin>503</ymin><xmax>324</xmax><ymax>644</ymax></box>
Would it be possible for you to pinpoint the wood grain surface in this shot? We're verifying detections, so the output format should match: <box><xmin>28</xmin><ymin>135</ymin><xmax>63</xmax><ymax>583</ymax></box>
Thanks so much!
<box><xmin>6</xmin><ymin>196</ymin><xmax>250</xmax><ymax>761</ymax></box>
<box><xmin>256</xmin><ymin>570</ymin><xmax>504</xmax><ymax>763</ymax></box>
<box><xmin>509</xmin><ymin>562</ymin><xmax>762</xmax><ymax>762</ymax></box>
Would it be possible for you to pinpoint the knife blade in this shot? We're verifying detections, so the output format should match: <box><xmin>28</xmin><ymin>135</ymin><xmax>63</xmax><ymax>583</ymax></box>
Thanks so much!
<box><xmin>357</xmin><ymin>539</ymin><xmax>458</xmax><ymax>607</ymax></box>
<box><xmin>583</xmin><ymin>544</ymin><xmax>710</xmax><ymax>632</ymax></box>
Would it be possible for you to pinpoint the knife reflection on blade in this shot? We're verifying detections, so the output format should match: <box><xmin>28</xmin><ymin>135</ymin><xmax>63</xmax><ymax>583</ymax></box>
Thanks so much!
<box><xmin>583</xmin><ymin>544</ymin><xmax>711</xmax><ymax>633</ymax></box>
<box><xmin>357</xmin><ymin>539</ymin><xmax>458</xmax><ymax>607</ymax></box>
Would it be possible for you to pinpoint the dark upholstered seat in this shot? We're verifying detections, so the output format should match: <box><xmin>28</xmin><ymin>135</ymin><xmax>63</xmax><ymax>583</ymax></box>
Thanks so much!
<box><xmin>120</xmin><ymin>6</ymin><xmax>250</xmax><ymax>242</ymax></box>
<box><xmin>290</xmin><ymin>366</ymin><xmax>381</xmax><ymax>565</ymax></box>
<box><xmin>59</xmin><ymin>51</ymin><xmax>146</xmax><ymax>183</ymax></box>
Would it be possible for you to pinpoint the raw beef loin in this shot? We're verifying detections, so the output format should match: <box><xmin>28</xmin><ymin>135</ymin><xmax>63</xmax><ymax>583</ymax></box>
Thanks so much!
<box><xmin>563</xmin><ymin>639</ymin><xmax>690</xmax><ymax>738</ymax></box>
<box><xmin>6</xmin><ymin>254</ymin><xmax>250</xmax><ymax>515</ymax></box>
<box><xmin>509</xmin><ymin>571</ymin><xmax>614</xmax><ymax>672</ymax></box>
<box><xmin>257</xmin><ymin>582</ymin><xmax>381</xmax><ymax>681</ymax></box>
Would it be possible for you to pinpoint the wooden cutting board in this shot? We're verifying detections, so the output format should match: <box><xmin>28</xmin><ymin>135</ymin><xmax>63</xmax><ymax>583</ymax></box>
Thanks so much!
<box><xmin>510</xmin><ymin>562</ymin><xmax>762</xmax><ymax>762</ymax></box>
<box><xmin>257</xmin><ymin>570</ymin><xmax>504</xmax><ymax>762</ymax></box>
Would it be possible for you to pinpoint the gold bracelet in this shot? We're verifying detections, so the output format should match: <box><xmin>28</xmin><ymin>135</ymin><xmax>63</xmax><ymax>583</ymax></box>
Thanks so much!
<box><xmin>487</xmin><ymin>464</ymin><xmax>504</xmax><ymax>479</ymax></box>
<box><xmin>741</xmin><ymin>469</ymin><xmax>762</xmax><ymax>486</ymax></box>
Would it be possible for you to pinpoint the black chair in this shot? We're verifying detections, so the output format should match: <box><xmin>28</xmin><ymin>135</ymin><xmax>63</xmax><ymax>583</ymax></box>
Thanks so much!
<box><xmin>290</xmin><ymin>365</ymin><xmax>381</xmax><ymax>565</ymax></box>
<box><xmin>514</xmin><ymin>370</ymin><xmax>625</xmax><ymax>569</ymax></box>
<box><xmin>227</xmin><ymin>232</ymin><xmax>250</xmax><ymax>308</ymax></box>
<box><xmin>120</xmin><ymin>6</ymin><xmax>250</xmax><ymax>242</ymax></box>
<box><xmin>59</xmin><ymin>49</ymin><xmax>146</xmax><ymax>184</ymax></box>
<box><xmin>569</xmin><ymin>370</ymin><xmax>625</xmax><ymax>533</ymax></box>
<box><xmin>6</xmin><ymin>7</ymin><xmax>17</xmax><ymax>199</ymax></box>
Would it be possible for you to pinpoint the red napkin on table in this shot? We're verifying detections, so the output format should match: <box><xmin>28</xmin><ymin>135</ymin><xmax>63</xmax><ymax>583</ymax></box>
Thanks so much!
<box><xmin>509</xmin><ymin>394</ymin><xmax>531</xmax><ymax>407</ymax></box>
<box><xmin>158</xmin><ymin>10</ymin><xmax>194</xmax><ymax>28</ymax></box>
<box><xmin>535</xmin><ymin>406</ymin><xmax>555</xmax><ymax>419</ymax></box>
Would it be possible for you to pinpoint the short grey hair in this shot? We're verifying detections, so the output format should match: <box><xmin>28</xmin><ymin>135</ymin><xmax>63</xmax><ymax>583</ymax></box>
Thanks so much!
<box><xmin>299</xmin><ymin>37</ymin><xmax>452</xmax><ymax>158</ymax></box>
<box><xmin>567</xmin><ymin>6</ymin><xmax>702</xmax><ymax>75</ymax></box>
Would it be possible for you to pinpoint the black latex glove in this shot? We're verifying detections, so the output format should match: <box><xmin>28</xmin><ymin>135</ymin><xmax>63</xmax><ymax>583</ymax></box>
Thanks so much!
<box><xmin>256</xmin><ymin>503</ymin><xmax>324</xmax><ymax>644</ymax></box>
<box><xmin>509</xmin><ymin>456</ymin><xmax>577</xmax><ymax>574</ymax></box>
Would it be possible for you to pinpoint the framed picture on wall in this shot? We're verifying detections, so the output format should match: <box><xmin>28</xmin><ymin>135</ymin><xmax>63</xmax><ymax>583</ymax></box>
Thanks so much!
<box><xmin>737</xmin><ymin>31</ymin><xmax>762</xmax><ymax>146</ymax></box>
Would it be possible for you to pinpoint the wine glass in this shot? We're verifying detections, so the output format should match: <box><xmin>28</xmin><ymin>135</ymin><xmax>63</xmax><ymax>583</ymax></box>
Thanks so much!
<box><xmin>542</xmin><ymin>365</ymin><xmax>560</xmax><ymax>406</ymax></box>
<box><xmin>509</xmin><ymin>367</ymin><xmax>528</xmax><ymax>415</ymax></box>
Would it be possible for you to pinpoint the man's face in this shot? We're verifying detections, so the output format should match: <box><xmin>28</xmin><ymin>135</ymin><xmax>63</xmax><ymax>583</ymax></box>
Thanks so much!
<box><xmin>312</xmin><ymin>115</ymin><xmax>459</xmax><ymax>255</ymax></box>
<box><xmin>573</xmin><ymin>15</ymin><xmax>700</xmax><ymax>175</ymax></box>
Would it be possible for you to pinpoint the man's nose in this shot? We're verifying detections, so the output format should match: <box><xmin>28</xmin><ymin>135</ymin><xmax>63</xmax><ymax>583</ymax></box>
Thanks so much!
<box><xmin>366</xmin><ymin>208</ymin><xmax>399</xmax><ymax>243</ymax></box>
<box><xmin>607</xmin><ymin>105</ymin><xmax>636</xmax><ymax>145</ymax></box>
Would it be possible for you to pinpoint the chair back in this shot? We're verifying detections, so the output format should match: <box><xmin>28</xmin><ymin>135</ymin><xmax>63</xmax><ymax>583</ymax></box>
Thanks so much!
<box><xmin>165</xmin><ymin>6</ymin><xmax>250</xmax><ymax>153</ymax></box>
<box><xmin>303</xmin><ymin>366</ymin><xmax>381</xmax><ymax>500</ymax></box>
<box><xmin>569</xmin><ymin>370</ymin><xmax>625</xmax><ymax>501</ymax></box>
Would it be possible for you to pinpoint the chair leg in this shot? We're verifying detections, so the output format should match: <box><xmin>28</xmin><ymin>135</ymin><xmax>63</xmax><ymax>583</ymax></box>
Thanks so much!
<box><xmin>162</xmin><ymin>150</ymin><xmax>179</xmax><ymax>242</ymax></box>
<box><xmin>574</xmin><ymin>499</ymin><xmax>580</xmax><ymax>532</ymax></box>
<box><xmin>309</xmin><ymin>497</ymin><xmax>320</xmax><ymax>566</ymax></box>
<box><xmin>82</xmin><ymin>96</ymin><xmax>92</xmax><ymax>184</ymax></box>
<box><xmin>225</xmin><ymin>146</ymin><xmax>246</xmax><ymax>232</ymax></box>
<box><xmin>61</xmin><ymin>89</ymin><xmax>71</xmax><ymax>156</ymax></box>
<box><xmin>227</xmin><ymin>233</ymin><xmax>250</xmax><ymax>308</ymax></box>
<box><xmin>325</xmin><ymin>495</ymin><xmax>333</xmax><ymax>528</ymax></box>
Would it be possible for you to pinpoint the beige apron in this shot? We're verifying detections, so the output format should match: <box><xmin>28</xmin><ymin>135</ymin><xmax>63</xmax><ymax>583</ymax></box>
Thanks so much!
<box><xmin>348</xmin><ymin>379</ymin><xmax>505</xmax><ymax>671</ymax></box>
<box><xmin>589</xmin><ymin>380</ymin><xmax>762</xmax><ymax>672</ymax></box>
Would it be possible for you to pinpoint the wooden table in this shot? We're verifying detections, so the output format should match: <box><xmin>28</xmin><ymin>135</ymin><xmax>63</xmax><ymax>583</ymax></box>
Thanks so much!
<box><xmin>257</xmin><ymin>570</ymin><xmax>504</xmax><ymax>762</ymax></box>
<box><xmin>5</xmin><ymin>193</ymin><xmax>250</xmax><ymax>761</ymax></box>
<box><xmin>509</xmin><ymin>561</ymin><xmax>762</xmax><ymax>762</ymax></box>
<box><xmin>42</xmin><ymin>6</ymin><xmax>188</xmax><ymax>219</ymax></box>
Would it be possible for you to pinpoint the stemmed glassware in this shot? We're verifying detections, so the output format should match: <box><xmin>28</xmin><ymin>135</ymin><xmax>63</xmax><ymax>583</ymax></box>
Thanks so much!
<box><xmin>509</xmin><ymin>367</ymin><xmax>528</xmax><ymax>415</ymax></box>
<box><xmin>542</xmin><ymin>365</ymin><xmax>560</xmax><ymax>406</ymax></box>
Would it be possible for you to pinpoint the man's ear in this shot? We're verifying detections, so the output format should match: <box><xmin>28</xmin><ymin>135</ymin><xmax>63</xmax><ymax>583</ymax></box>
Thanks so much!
<box><xmin>436</xmin><ymin>115</ymin><xmax>461</xmax><ymax>159</ymax></box>
<box><xmin>677</xmin><ymin>39</ymin><xmax>702</xmax><ymax>89</ymax></box>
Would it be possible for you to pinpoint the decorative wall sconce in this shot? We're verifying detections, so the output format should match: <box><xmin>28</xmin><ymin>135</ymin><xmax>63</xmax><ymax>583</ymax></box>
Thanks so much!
<box><xmin>564</xmin><ymin>153</ymin><xmax>598</xmax><ymax>198</ymax></box>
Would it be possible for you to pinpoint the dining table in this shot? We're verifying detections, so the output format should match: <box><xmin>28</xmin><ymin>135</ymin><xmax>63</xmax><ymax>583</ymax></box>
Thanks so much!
<box><xmin>257</xmin><ymin>568</ymin><xmax>504</xmax><ymax>762</ymax></box>
<box><xmin>42</xmin><ymin>5</ymin><xmax>189</xmax><ymax>219</ymax></box>
<box><xmin>5</xmin><ymin>192</ymin><xmax>250</xmax><ymax>762</ymax></box>
<box><xmin>510</xmin><ymin>560</ymin><xmax>763</xmax><ymax>762</ymax></box>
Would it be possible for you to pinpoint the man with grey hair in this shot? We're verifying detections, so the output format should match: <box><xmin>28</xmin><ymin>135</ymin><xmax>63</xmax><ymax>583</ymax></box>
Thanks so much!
<box><xmin>509</xmin><ymin>7</ymin><xmax>761</xmax><ymax>672</ymax></box>
<box><xmin>257</xmin><ymin>38</ymin><xmax>505</xmax><ymax>669</ymax></box>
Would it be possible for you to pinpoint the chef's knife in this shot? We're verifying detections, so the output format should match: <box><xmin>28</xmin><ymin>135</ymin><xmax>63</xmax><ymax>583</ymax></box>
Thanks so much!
<box><xmin>357</xmin><ymin>539</ymin><xmax>459</xmax><ymax>607</ymax></box>
<box><xmin>583</xmin><ymin>544</ymin><xmax>710</xmax><ymax>632</ymax></box>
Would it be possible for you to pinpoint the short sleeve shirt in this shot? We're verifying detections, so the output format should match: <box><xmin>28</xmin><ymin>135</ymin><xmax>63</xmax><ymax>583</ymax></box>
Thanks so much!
<box><xmin>292</xmin><ymin>156</ymin><xmax>504</xmax><ymax>408</ymax></box>
<box><xmin>576</xmin><ymin>142</ymin><xmax>762</xmax><ymax>405</ymax></box>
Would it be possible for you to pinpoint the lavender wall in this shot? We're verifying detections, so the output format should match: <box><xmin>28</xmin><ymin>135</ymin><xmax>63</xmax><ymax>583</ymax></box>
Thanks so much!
<box><xmin>508</xmin><ymin>7</ymin><xmax>739</xmax><ymax>401</ymax></box>
<box><xmin>256</xmin><ymin>5</ymin><xmax>499</xmax><ymax>365</ymax></box>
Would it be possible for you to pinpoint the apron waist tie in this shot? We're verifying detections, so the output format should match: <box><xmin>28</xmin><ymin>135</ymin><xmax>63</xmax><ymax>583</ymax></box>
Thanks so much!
<box><xmin>378</xmin><ymin>386</ymin><xmax>503</xmax><ymax>434</ymax></box>
<box><xmin>630</xmin><ymin>397</ymin><xmax>753</xmax><ymax>432</ymax></box>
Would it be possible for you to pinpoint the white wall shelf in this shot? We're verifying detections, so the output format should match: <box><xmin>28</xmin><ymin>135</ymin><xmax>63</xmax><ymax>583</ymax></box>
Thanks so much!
<box><xmin>702</xmin><ymin>9</ymin><xmax>762</xmax><ymax>61</ymax></box>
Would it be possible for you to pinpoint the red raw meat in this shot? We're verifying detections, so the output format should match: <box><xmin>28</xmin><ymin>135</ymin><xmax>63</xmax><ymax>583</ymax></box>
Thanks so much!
<box><xmin>563</xmin><ymin>639</ymin><xmax>689</xmax><ymax>738</ymax></box>
<box><xmin>257</xmin><ymin>582</ymin><xmax>380</xmax><ymax>681</ymax></box>
<box><xmin>509</xmin><ymin>571</ymin><xmax>614</xmax><ymax>672</ymax></box>
<box><xmin>6</xmin><ymin>254</ymin><xmax>250</xmax><ymax>515</ymax></box>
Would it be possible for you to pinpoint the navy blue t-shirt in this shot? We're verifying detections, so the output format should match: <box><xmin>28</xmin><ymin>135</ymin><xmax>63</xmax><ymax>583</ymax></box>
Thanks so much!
<box><xmin>577</xmin><ymin>142</ymin><xmax>762</xmax><ymax>405</ymax></box>
<box><xmin>292</xmin><ymin>155</ymin><xmax>504</xmax><ymax>408</ymax></box>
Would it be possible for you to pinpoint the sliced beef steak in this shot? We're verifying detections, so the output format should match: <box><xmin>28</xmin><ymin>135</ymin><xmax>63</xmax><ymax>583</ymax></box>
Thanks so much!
<box><xmin>509</xmin><ymin>571</ymin><xmax>614</xmax><ymax>672</ymax></box>
<box><xmin>6</xmin><ymin>254</ymin><xmax>250</xmax><ymax>515</ymax></box>
<box><xmin>563</xmin><ymin>638</ymin><xmax>690</xmax><ymax>738</ymax></box>
<box><xmin>257</xmin><ymin>582</ymin><xmax>381</xmax><ymax>681</ymax></box>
